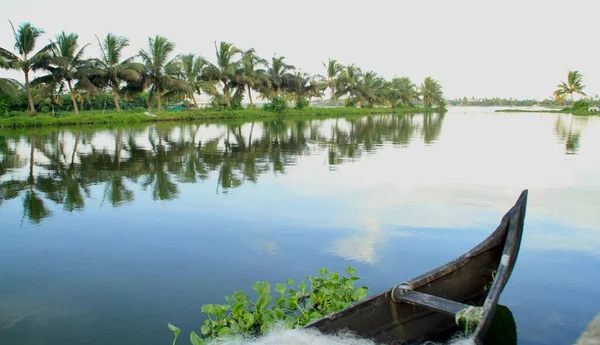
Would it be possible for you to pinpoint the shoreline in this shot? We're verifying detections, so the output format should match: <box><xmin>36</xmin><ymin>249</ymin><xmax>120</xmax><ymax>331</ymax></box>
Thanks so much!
<box><xmin>495</xmin><ymin>108</ymin><xmax>599</xmax><ymax>116</ymax></box>
<box><xmin>0</xmin><ymin>107</ymin><xmax>442</xmax><ymax>129</ymax></box>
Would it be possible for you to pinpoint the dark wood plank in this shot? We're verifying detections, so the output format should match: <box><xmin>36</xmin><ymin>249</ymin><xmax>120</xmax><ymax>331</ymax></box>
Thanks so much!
<box><xmin>393</xmin><ymin>287</ymin><xmax>470</xmax><ymax>317</ymax></box>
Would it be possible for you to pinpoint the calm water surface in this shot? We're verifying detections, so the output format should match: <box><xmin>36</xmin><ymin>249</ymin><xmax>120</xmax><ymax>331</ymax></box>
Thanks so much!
<box><xmin>1</xmin><ymin>108</ymin><xmax>599</xmax><ymax>345</ymax></box>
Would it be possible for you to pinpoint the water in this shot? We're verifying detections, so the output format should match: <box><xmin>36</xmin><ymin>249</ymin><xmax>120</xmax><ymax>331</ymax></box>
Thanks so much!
<box><xmin>0</xmin><ymin>108</ymin><xmax>598</xmax><ymax>345</ymax></box>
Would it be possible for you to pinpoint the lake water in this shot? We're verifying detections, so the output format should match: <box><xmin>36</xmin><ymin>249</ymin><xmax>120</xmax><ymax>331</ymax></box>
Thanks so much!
<box><xmin>0</xmin><ymin>108</ymin><xmax>599</xmax><ymax>345</ymax></box>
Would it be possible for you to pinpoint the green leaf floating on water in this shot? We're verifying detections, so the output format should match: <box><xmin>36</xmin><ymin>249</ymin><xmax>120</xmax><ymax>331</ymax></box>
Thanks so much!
<box><xmin>190</xmin><ymin>331</ymin><xmax>203</xmax><ymax>345</ymax></box>
<box><xmin>200</xmin><ymin>304</ymin><xmax>214</xmax><ymax>314</ymax></box>
<box><xmin>275</xmin><ymin>283</ymin><xmax>286</xmax><ymax>295</ymax></box>
<box><xmin>167</xmin><ymin>323</ymin><xmax>181</xmax><ymax>345</ymax></box>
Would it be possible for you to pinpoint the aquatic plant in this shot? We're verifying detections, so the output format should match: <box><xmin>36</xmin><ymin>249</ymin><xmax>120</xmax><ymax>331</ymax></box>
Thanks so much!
<box><xmin>168</xmin><ymin>266</ymin><xmax>369</xmax><ymax>344</ymax></box>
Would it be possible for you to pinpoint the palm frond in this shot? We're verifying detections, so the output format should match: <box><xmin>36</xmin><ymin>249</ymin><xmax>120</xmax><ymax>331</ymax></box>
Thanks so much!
<box><xmin>0</xmin><ymin>77</ymin><xmax>21</xmax><ymax>96</ymax></box>
<box><xmin>0</xmin><ymin>47</ymin><xmax>20</xmax><ymax>63</ymax></box>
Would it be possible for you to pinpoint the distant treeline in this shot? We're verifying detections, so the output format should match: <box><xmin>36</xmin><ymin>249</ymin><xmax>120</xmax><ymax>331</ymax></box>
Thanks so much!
<box><xmin>447</xmin><ymin>97</ymin><xmax>555</xmax><ymax>107</ymax></box>
<box><xmin>447</xmin><ymin>96</ymin><xmax>600</xmax><ymax>107</ymax></box>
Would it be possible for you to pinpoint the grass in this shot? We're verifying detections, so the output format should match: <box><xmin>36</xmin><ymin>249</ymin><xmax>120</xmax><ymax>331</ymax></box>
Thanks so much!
<box><xmin>495</xmin><ymin>108</ymin><xmax>600</xmax><ymax>116</ymax></box>
<box><xmin>0</xmin><ymin>107</ymin><xmax>442</xmax><ymax>129</ymax></box>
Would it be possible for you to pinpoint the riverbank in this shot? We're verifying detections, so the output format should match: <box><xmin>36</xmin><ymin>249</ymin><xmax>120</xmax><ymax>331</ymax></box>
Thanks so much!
<box><xmin>0</xmin><ymin>107</ymin><xmax>441</xmax><ymax>129</ymax></box>
<box><xmin>495</xmin><ymin>108</ymin><xmax>599</xmax><ymax>116</ymax></box>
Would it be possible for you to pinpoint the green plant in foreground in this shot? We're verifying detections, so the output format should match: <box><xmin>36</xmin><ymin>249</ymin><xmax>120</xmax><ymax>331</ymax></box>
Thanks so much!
<box><xmin>169</xmin><ymin>266</ymin><xmax>368</xmax><ymax>344</ymax></box>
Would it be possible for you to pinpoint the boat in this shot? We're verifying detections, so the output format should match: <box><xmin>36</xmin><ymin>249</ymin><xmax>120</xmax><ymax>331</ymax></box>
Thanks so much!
<box><xmin>305</xmin><ymin>190</ymin><xmax>528</xmax><ymax>344</ymax></box>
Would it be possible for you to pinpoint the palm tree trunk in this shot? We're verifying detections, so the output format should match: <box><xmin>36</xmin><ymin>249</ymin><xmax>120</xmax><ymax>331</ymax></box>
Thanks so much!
<box><xmin>112</xmin><ymin>85</ymin><xmax>121</xmax><ymax>112</ymax></box>
<box><xmin>67</xmin><ymin>80</ymin><xmax>80</xmax><ymax>115</ymax></box>
<box><xmin>156</xmin><ymin>87</ymin><xmax>162</xmax><ymax>111</ymax></box>
<box><xmin>24</xmin><ymin>70</ymin><xmax>35</xmax><ymax>116</ymax></box>
<box><xmin>329</xmin><ymin>79</ymin><xmax>335</xmax><ymax>101</ymax></box>
<box><xmin>571</xmin><ymin>93</ymin><xmax>575</xmax><ymax>108</ymax></box>
<box><xmin>224</xmin><ymin>85</ymin><xmax>231</xmax><ymax>108</ymax></box>
<box><xmin>247</xmin><ymin>86</ymin><xmax>254</xmax><ymax>107</ymax></box>
<box><xmin>191</xmin><ymin>93</ymin><xmax>199</xmax><ymax>109</ymax></box>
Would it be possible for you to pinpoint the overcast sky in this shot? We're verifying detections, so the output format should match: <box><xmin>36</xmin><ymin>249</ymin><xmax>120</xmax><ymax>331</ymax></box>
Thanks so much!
<box><xmin>1</xmin><ymin>0</ymin><xmax>599</xmax><ymax>100</ymax></box>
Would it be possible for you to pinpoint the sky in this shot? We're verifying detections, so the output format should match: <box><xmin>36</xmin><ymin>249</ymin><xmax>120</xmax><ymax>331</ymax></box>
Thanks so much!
<box><xmin>1</xmin><ymin>0</ymin><xmax>599</xmax><ymax>100</ymax></box>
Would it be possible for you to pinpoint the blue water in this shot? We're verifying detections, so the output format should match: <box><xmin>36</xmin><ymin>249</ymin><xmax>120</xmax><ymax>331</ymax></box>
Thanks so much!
<box><xmin>0</xmin><ymin>108</ymin><xmax>598</xmax><ymax>345</ymax></box>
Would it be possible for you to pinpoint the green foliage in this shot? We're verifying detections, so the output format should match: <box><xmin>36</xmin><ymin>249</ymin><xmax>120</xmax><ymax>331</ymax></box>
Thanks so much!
<box><xmin>230</xmin><ymin>92</ymin><xmax>244</xmax><ymax>110</ymax></box>
<box><xmin>263</xmin><ymin>97</ymin><xmax>288</xmax><ymax>113</ymax></box>
<box><xmin>168</xmin><ymin>266</ymin><xmax>368</xmax><ymax>344</ymax></box>
<box><xmin>295</xmin><ymin>97</ymin><xmax>309</xmax><ymax>110</ymax></box>
<box><xmin>573</xmin><ymin>100</ymin><xmax>589</xmax><ymax>110</ymax></box>
<box><xmin>344</xmin><ymin>98</ymin><xmax>358</xmax><ymax>108</ymax></box>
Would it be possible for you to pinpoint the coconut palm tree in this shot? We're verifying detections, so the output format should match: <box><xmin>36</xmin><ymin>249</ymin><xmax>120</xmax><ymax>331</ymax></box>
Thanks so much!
<box><xmin>177</xmin><ymin>53</ymin><xmax>217</xmax><ymax>108</ymax></box>
<box><xmin>236</xmin><ymin>48</ymin><xmax>268</xmax><ymax>108</ymax></box>
<box><xmin>267</xmin><ymin>55</ymin><xmax>296</xmax><ymax>97</ymax></box>
<box><xmin>0</xmin><ymin>21</ymin><xmax>53</xmax><ymax>115</ymax></box>
<box><xmin>92</xmin><ymin>33</ymin><xmax>143</xmax><ymax>112</ymax></box>
<box><xmin>203</xmin><ymin>41</ymin><xmax>242</xmax><ymax>108</ymax></box>
<box><xmin>323</xmin><ymin>58</ymin><xmax>343</xmax><ymax>102</ymax></box>
<box><xmin>138</xmin><ymin>35</ymin><xmax>190</xmax><ymax>111</ymax></box>
<box><xmin>355</xmin><ymin>71</ymin><xmax>385</xmax><ymax>107</ymax></box>
<box><xmin>335</xmin><ymin>64</ymin><xmax>363</xmax><ymax>105</ymax></box>
<box><xmin>32</xmin><ymin>32</ymin><xmax>98</xmax><ymax>115</ymax></box>
<box><xmin>392</xmin><ymin>77</ymin><xmax>418</xmax><ymax>107</ymax></box>
<box><xmin>419</xmin><ymin>77</ymin><xmax>445</xmax><ymax>108</ymax></box>
<box><xmin>554</xmin><ymin>70</ymin><xmax>586</xmax><ymax>106</ymax></box>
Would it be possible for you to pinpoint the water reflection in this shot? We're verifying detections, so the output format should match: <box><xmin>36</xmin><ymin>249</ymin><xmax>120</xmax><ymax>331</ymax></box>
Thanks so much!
<box><xmin>0</xmin><ymin>114</ymin><xmax>445</xmax><ymax>224</ymax></box>
<box><xmin>554</xmin><ymin>115</ymin><xmax>589</xmax><ymax>154</ymax></box>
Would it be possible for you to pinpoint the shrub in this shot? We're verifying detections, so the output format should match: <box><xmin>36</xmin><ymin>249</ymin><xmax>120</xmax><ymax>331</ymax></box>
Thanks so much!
<box><xmin>264</xmin><ymin>97</ymin><xmax>288</xmax><ymax>113</ymax></box>
<box><xmin>344</xmin><ymin>98</ymin><xmax>358</xmax><ymax>108</ymax></box>
<box><xmin>295</xmin><ymin>97</ymin><xmax>309</xmax><ymax>110</ymax></box>
<box><xmin>573</xmin><ymin>100</ymin><xmax>589</xmax><ymax>110</ymax></box>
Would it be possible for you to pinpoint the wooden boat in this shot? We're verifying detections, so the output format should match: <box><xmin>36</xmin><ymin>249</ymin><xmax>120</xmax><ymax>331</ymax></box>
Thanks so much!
<box><xmin>306</xmin><ymin>190</ymin><xmax>528</xmax><ymax>344</ymax></box>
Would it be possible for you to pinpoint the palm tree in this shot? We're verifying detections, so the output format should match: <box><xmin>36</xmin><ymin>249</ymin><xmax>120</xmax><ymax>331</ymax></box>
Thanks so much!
<box><xmin>0</xmin><ymin>21</ymin><xmax>53</xmax><ymax>115</ymax></box>
<box><xmin>554</xmin><ymin>70</ymin><xmax>586</xmax><ymax>106</ymax></box>
<box><xmin>323</xmin><ymin>58</ymin><xmax>343</xmax><ymax>102</ymax></box>
<box><xmin>335</xmin><ymin>64</ymin><xmax>362</xmax><ymax>105</ymax></box>
<box><xmin>138</xmin><ymin>35</ymin><xmax>190</xmax><ymax>111</ymax></box>
<box><xmin>236</xmin><ymin>48</ymin><xmax>268</xmax><ymax>108</ymax></box>
<box><xmin>92</xmin><ymin>34</ymin><xmax>143</xmax><ymax>112</ymax></box>
<box><xmin>33</xmin><ymin>32</ymin><xmax>97</xmax><ymax>115</ymax></box>
<box><xmin>267</xmin><ymin>55</ymin><xmax>295</xmax><ymax>97</ymax></box>
<box><xmin>392</xmin><ymin>77</ymin><xmax>417</xmax><ymax>107</ymax></box>
<box><xmin>419</xmin><ymin>77</ymin><xmax>445</xmax><ymax>108</ymax></box>
<box><xmin>203</xmin><ymin>42</ymin><xmax>242</xmax><ymax>108</ymax></box>
<box><xmin>356</xmin><ymin>71</ymin><xmax>385</xmax><ymax>107</ymax></box>
<box><xmin>177</xmin><ymin>53</ymin><xmax>216</xmax><ymax>108</ymax></box>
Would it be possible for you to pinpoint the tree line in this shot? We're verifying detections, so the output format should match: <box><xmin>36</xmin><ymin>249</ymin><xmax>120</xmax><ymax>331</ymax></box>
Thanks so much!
<box><xmin>448</xmin><ymin>70</ymin><xmax>597</xmax><ymax>108</ymax></box>
<box><xmin>0</xmin><ymin>22</ymin><xmax>446</xmax><ymax>116</ymax></box>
